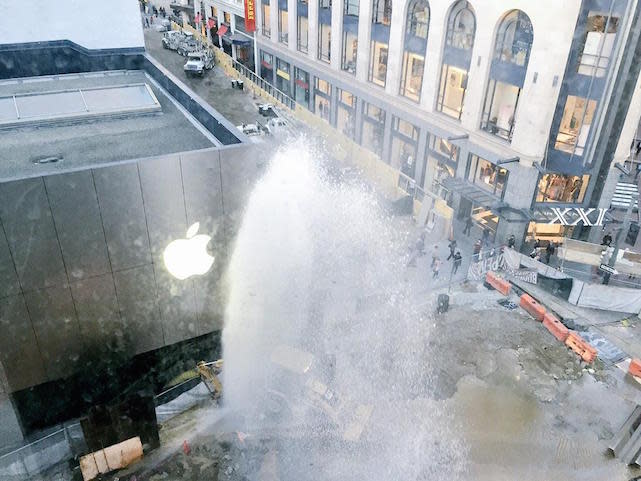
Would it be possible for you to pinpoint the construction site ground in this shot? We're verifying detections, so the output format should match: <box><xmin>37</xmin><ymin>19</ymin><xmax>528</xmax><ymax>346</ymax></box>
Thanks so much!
<box><xmin>95</xmin><ymin>281</ymin><xmax>640</xmax><ymax>481</ymax></box>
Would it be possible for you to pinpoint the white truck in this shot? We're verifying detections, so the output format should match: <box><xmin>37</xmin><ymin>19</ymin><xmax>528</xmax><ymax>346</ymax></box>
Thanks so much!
<box><xmin>183</xmin><ymin>51</ymin><xmax>214</xmax><ymax>76</ymax></box>
<box><xmin>161</xmin><ymin>30</ymin><xmax>183</xmax><ymax>51</ymax></box>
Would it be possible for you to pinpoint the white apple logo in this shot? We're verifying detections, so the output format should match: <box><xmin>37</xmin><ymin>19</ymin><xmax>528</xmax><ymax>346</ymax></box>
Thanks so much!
<box><xmin>163</xmin><ymin>222</ymin><xmax>215</xmax><ymax>280</ymax></box>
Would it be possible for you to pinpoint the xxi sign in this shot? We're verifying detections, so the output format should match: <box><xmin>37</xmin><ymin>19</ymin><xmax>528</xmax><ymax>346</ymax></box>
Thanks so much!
<box><xmin>547</xmin><ymin>208</ymin><xmax>608</xmax><ymax>226</ymax></box>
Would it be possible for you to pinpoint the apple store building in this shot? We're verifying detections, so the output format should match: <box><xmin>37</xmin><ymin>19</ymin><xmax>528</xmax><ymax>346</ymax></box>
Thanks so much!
<box><xmin>0</xmin><ymin>65</ymin><xmax>264</xmax><ymax>438</ymax></box>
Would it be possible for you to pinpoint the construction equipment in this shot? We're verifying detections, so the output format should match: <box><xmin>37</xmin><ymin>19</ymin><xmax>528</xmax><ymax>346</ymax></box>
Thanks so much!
<box><xmin>161</xmin><ymin>30</ymin><xmax>184</xmax><ymax>51</ymax></box>
<box><xmin>183</xmin><ymin>50</ymin><xmax>214</xmax><ymax>76</ymax></box>
<box><xmin>267</xmin><ymin>345</ymin><xmax>373</xmax><ymax>442</ymax></box>
<box><xmin>197</xmin><ymin>360</ymin><xmax>223</xmax><ymax>400</ymax></box>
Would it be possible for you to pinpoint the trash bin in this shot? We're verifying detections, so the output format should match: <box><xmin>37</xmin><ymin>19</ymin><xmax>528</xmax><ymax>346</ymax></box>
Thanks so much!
<box><xmin>437</xmin><ymin>294</ymin><xmax>449</xmax><ymax>314</ymax></box>
<box><xmin>237</xmin><ymin>80</ymin><xmax>244</xmax><ymax>90</ymax></box>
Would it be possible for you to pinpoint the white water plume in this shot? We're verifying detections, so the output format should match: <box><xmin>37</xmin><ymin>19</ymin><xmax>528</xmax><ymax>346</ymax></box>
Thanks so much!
<box><xmin>221</xmin><ymin>139</ymin><xmax>466</xmax><ymax>480</ymax></box>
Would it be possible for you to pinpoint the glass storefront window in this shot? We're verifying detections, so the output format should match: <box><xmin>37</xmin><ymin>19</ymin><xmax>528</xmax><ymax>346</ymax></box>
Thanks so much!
<box><xmin>406</xmin><ymin>0</ymin><xmax>429</xmax><ymax>39</ymax></box>
<box><xmin>369</xmin><ymin>41</ymin><xmax>388</xmax><ymax>87</ymax></box>
<box><xmin>318</xmin><ymin>23</ymin><xmax>331</xmax><ymax>62</ymax></box>
<box><xmin>429</xmin><ymin>136</ymin><xmax>459</xmax><ymax>162</ymax></box>
<box><xmin>493</xmin><ymin>10</ymin><xmax>533</xmax><ymax>67</ymax></box>
<box><xmin>260</xmin><ymin>51</ymin><xmax>273</xmax><ymax>81</ymax></box>
<box><xmin>314</xmin><ymin>78</ymin><xmax>332</xmax><ymax>122</ymax></box>
<box><xmin>279</xmin><ymin>8</ymin><xmax>288</xmax><ymax>44</ymax></box>
<box><xmin>554</xmin><ymin>95</ymin><xmax>597</xmax><ymax>155</ymax></box>
<box><xmin>361</xmin><ymin>102</ymin><xmax>385</xmax><ymax>156</ymax></box>
<box><xmin>399</xmin><ymin>52</ymin><xmax>424</xmax><ymax>102</ymax></box>
<box><xmin>276</xmin><ymin>59</ymin><xmax>291</xmax><ymax>96</ymax></box>
<box><xmin>390</xmin><ymin>116</ymin><xmax>419</xmax><ymax>173</ymax></box>
<box><xmin>294</xmin><ymin>67</ymin><xmax>310</xmax><ymax>107</ymax></box>
<box><xmin>467</xmin><ymin>155</ymin><xmax>508</xmax><ymax>198</ymax></box>
<box><xmin>315</xmin><ymin>78</ymin><xmax>331</xmax><ymax>95</ymax></box>
<box><xmin>298</xmin><ymin>16</ymin><xmax>308</xmax><ymax>52</ymax></box>
<box><xmin>437</xmin><ymin>64</ymin><xmax>467</xmax><ymax>119</ymax></box>
<box><xmin>536</xmin><ymin>174</ymin><xmax>590</xmax><ymax>203</ymax></box>
<box><xmin>342</xmin><ymin>31</ymin><xmax>358</xmax><ymax>73</ymax></box>
<box><xmin>315</xmin><ymin>97</ymin><xmax>330</xmax><ymax>122</ymax></box>
<box><xmin>344</xmin><ymin>0</ymin><xmax>358</xmax><ymax>16</ymax></box>
<box><xmin>578</xmin><ymin>13</ymin><xmax>619</xmax><ymax>78</ymax></box>
<box><xmin>261</xmin><ymin>3</ymin><xmax>271</xmax><ymax>37</ymax></box>
<box><xmin>337</xmin><ymin>88</ymin><xmax>356</xmax><ymax>139</ymax></box>
<box><xmin>372</xmin><ymin>0</ymin><xmax>391</xmax><ymax>25</ymax></box>
<box><xmin>480</xmin><ymin>80</ymin><xmax>520</xmax><ymax>141</ymax></box>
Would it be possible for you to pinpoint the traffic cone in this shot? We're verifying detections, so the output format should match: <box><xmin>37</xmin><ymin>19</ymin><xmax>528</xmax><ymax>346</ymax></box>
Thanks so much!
<box><xmin>183</xmin><ymin>440</ymin><xmax>191</xmax><ymax>455</ymax></box>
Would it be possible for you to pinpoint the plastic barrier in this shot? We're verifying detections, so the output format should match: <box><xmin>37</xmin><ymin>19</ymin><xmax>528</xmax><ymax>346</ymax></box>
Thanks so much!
<box><xmin>485</xmin><ymin>271</ymin><xmax>511</xmax><ymax>296</ymax></box>
<box><xmin>565</xmin><ymin>332</ymin><xmax>598</xmax><ymax>363</ymax></box>
<box><xmin>542</xmin><ymin>312</ymin><xmax>570</xmax><ymax>342</ymax></box>
<box><xmin>629</xmin><ymin>358</ymin><xmax>641</xmax><ymax>378</ymax></box>
<box><xmin>519</xmin><ymin>293</ymin><xmax>546</xmax><ymax>321</ymax></box>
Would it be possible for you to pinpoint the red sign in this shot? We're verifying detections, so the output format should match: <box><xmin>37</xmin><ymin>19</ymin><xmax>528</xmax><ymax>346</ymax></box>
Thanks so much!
<box><xmin>207</xmin><ymin>18</ymin><xmax>215</xmax><ymax>29</ymax></box>
<box><xmin>194</xmin><ymin>13</ymin><xmax>201</xmax><ymax>24</ymax></box>
<box><xmin>244</xmin><ymin>0</ymin><xmax>256</xmax><ymax>32</ymax></box>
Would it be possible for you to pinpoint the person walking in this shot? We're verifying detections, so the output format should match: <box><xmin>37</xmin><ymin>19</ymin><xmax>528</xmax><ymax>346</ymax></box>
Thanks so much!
<box><xmin>473</xmin><ymin>239</ymin><xmax>482</xmax><ymax>261</ymax></box>
<box><xmin>481</xmin><ymin>227</ymin><xmax>490</xmax><ymax>247</ymax></box>
<box><xmin>431</xmin><ymin>245</ymin><xmax>439</xmax><ymax>268</ymax></box>
<box><xmin>545</xmin><ymin>242</ymin><xmax>555</xmax><ymax>264</ymax></box>
<box><xmin>447</xmin><ymin>239</ymin><xmax>457</xmax><ymax>260</ymax></box>
<box><xmin>432</xmin><ymin>258</ymin><xmax>441</xmax><ymax>279</ymax></box>
<box><xmin>145</xmin><ymin>16</ymin><xmax>150</xmax><ymax>27</ymax></box>
<box><xmin>453</xmin><ymin>251</ymin><xmax>462</xmax><ymax>274</ymax></box>
<box><xmin>463</xmin><ymin>216</ymin><xmax>473</xmax><ymax>236</ymax></box>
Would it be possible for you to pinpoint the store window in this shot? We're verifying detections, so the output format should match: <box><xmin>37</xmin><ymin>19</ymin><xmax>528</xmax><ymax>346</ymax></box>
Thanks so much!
<box><xmin>400</xmin><ymin>53</ymin><xmax>425</xmax><ymax>102</ymax></box>
<box><xmin>390</xmin><ymin>116</ymin><xmax>419</xmax><ymax>175</ymax></box>
<box><xmin>294</xmin><ymin>67</ymin><xmax>310</xmax><ymax>107</ymax></box>
<box><xmin>261</xmin><ymin>1</ymin><xmax>271</xmax><ymax>37</ymax></box>
<box><xmin>276</xmin><ymin>58</ymin><xmax>291</xmax><ymax>96</ymax></box>
<box><xmin>224</xmin><ymin>12</ymin><xmax>231</xmax><ymax>24</ymax></box>
<box><xmin>369</xmin><ymin>0</ymin><xmax>391</xmax><ymax>87</ymax></box>
<box><xmin>422</xmin><ymin>136</ymin><xmax>459</xmax><ymax>191</ymax></box>
<box><xmin>554</xmin><ymin>95</ymin><xmax>598</xmax><ymax>155</ymax></box>
<box><xmin>234</xmin><ymin>15</ymin><xmax>247</xmax><ymax>33</ymax></box>
<box><xmin>400</xmin><ymin>0</ymin><xmax>430</xmax><ymax>102</ymax></box>
<box><xmin>298</xmin><ymin>14</ymin><xmax>308</xmax><ymax>52</ymax></box>
<box><xmin>342</xmin><ymin>0</ymin><xmax>359</xmax><ymax>75</ymax></box>
<box><xmin>480</xmin><ymin>10</ymin><xmax>532</xmax><ymax>140</ymax></box>
<box><xmin>260</xmin><ymin>50</ymin><xmax>273</xmax><ymax>82</ymax></box>
<box><xmin>279</xmin><ymin>5</ymin><xmax>288</xmax><ymax>44</ymax></box>
<box><xmin>535</xmin><ymin>174</ymin><xmax>590</xmax><ymax>203</ymax></box>
<box><xmin>436</xmin><ymin>1</ymin><xmax>475</xmax><ymax>119</ymax></box>
<box><xmin>314</xmin><ymin>78</ymin><xmax>332</xmax><ymax>122</ymax></box>
<box><xmin>361</xmin><ymin>102</ymin><xmax>385</xmax><ymax>157</ymax></box>
<box><xmin>466</xmin><ymin>154</ymin><xmax>508</xmax><ymax>198</ymax></box>
<box><xmin>336</xmin><ymin>88</ymin><xmax>356</xmax><ymax>139</ymax></box>
<box><xmin>578</xmin><ymin>13</ymin><xmax>619</xmax><ymax>77</ymax></box>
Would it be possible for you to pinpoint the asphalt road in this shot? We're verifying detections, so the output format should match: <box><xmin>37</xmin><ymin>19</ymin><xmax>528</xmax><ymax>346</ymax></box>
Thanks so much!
<box><xmin>143</xmin><ymin>28</ymin><xmax>262</xmax><ymax>127</ymax></box>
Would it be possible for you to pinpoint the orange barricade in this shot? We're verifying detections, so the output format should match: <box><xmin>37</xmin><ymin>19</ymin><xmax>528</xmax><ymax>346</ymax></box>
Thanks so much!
<box><xmin>519</xmin><ymin>293</ymin><xmax>546</xmax><ymax>321</ymax></box>
<box><xmin>565</xmin><ymin>332</ymin><xmax>598</xmax><ymax>363</ymax></box>
<box><xmin>542</xmin><ymin>312</ymin><xmax>569</xmax><ymax>342</ymax></box>
<box><xmin>485</xmin><ymin>271</ymin><xmax>511</xmax><ymax>296</ymax></box>
<box><xmin>629</xmin><ymin>358</ymin><xmax>641</xmax><ymax>378</ymax></box>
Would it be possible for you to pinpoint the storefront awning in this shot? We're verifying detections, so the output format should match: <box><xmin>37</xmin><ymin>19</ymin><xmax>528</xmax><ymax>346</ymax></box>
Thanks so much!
<box><xmin>441</xmin><ymin>177</ymin><xmax>505</xmax><ymax>209</ymax></box>
<box><xmin>221</xmin><ymin>31</ymin><xmax>252</xmax><ymax>45</ymax></box>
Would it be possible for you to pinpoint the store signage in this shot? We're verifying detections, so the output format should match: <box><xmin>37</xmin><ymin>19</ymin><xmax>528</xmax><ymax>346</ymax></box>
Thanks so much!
<box><xmin>599</xmin><ymin>263</ymin><xmax>618</xmax><ymax>275</ymax></box>
<box><xmin>547</xmin><ymin>208</ymin><xmax>608</xmax><ymax>226</ymax></box>
<box><xmin>244</xmin><ymin>0</ymin><xmax>256</xmax><ymax>32</ymax></box>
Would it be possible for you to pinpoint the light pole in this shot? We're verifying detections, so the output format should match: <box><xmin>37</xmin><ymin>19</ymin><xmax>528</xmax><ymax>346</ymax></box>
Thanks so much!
<box><xmin>603</xmin><ymin>192</ymin><xmax>638</xmax><ymax>284</ymax></box>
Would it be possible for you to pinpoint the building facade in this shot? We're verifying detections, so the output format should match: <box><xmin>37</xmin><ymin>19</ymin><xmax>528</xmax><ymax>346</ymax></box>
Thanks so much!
<box><xmin>251</xmin><ymin>0</ymin><xmax>641</xmax><ymax>248</ymax></box>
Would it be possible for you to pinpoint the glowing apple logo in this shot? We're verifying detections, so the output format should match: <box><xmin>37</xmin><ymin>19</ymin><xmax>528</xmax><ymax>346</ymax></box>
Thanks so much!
<box><xmin>163</xmin><ymin>222</ymin><xmax>214</xmax><ymax>280</ymax></box>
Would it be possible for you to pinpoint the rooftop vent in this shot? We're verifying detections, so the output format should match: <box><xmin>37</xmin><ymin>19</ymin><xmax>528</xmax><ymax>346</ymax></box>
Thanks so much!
<box><xmin>32</xmin><ymin>155</ymin><xmax>63</xmax><ymax>165</ymax></box>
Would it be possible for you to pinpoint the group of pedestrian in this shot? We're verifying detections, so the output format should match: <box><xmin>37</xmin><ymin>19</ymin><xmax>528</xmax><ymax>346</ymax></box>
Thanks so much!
<box><xmin>143</xmin><ymin>4</ymin><xmax>167</xmax><ymax>28</ymax></box>
<box><xmin>429</xmin><ymin>238</ymin><xmax>462</xmax><ymax>279</ymax></box>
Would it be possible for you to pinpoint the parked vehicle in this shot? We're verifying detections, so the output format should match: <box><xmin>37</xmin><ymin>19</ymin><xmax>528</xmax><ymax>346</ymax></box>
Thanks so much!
<box><xmin>183</xmin><ymin>51</ymin><xmax>214</xmax><ymax>76</ymax></box>
<box><xmin>265</xmin><ymin>117</ymin><xmax>288</xmax><ymax>135</ymax></box>
<box><xmin>154</xmin><ymin>19</ymin><xmax>171</xmax><ymax>32</ymax></box>
<box><xmin>177</xmin><ymin>32</ymin><xmax>199</xmax><ymax>56</ymax></box>
<box><xmin>161</xmin><ymin>30</ymin><xmax>184</xmax><ymax>50</ymax></box>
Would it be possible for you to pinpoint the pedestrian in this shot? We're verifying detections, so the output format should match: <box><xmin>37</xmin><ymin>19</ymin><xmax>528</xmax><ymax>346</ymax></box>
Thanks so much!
<box><xmin>145</xmin><ymin>16</ymin><xmax>150</xmax><ymax>27</ymax></box>
<box><xmin>463</xmin><ymin>216</ymin><xmax>473</xmax><ymax>236</ymax></box>
<box><xmin>447</xmin><ymin>239</ymin><xmax>457</xmax><ymax>260</ymax></box>
<box><xmin>602</xmin><ymin>232</ymin><xmax>613</xmax><ymax>246</ymax></box>
<box><xmin>431</xmin><ymin>245</ymin><xmax>439</xmax><ymax>268</ymax></box>
<box><xmin>417</xmin><ymin>230</ymin><xmax>426</xmax><ymax>256</ymax></box>
<box><xmin>481</xmin><ymin>227</ymin><xmax>490</xmax><ymax>247</ymax></box>
<box><xmin>545</xmin><ymin>242</ymin><xmax>555</xmax><ymax>264</ymax></box>
<box><xmin>432</xmin><ymin>258</ymin><xmax>441</xmax><ymax>279</ymax></box>
<box><xmin>507</xmin><ymin>234</ymin><xmax>515</xmax><ymax>249</ymax></box>
<box><xmin>150</xmin><ymin>15</ymin><xmax>154</xmax><ymax>24</ymax></box>
<box><xmin>473</xmin><ymin>239</ymin><xmax>482</xmax><ymax>261</ymax></box>
<box><xmin>453</xmin><ymin>251</ymin><xmax>462</xmax><ymax>274</ymax></box>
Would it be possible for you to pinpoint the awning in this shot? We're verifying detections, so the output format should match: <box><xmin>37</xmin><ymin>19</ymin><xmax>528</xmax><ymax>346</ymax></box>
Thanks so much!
<box><xmin>216</xmin><ymin>24</ymin><xmax>228</xmax><ymax>36</ymax></box>
<box><xmin>441</xmin><ymin>177</ymin><xmax>505</xmax><ymax>209</ymax></box>
<box><xmin>222</xmin><ymin>32</ymin><xmax>253</xmax><ymax>45</ymax></box>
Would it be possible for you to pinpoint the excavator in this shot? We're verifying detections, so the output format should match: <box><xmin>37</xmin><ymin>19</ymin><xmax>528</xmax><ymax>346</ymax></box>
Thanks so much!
<box><xmin>197</xmin><ymin>345</ymin><xmax>372</xmax><ymax>442</ymax></box>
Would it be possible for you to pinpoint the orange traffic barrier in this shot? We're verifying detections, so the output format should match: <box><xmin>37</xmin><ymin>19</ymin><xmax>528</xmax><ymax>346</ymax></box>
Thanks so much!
<box><xmin>542</xmin><ymin>312</ymin><xmax>569</xmax><ymax>342</ymax></box>
<box><xmin>629</xmin><ymin>359</ymin><xmax>641</xmax><ymax>378</ymax></box>
<box><xmin>565</xmin><ymin>332</ymin><xmax>598</xmax><ymax>363</ymax></box>
<box><xmin>519</xmin><ymin>293</ymin><xmax>545</xmax><ymax>321</ymax></box>
<box><xmin>485</xmin><ymin>271</ymin><xmax>511</xmax><ymax>296</ymax></box>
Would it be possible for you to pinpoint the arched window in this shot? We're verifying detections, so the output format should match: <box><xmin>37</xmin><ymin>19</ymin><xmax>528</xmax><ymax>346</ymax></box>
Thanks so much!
<box><xmin>445</xmin><ymin>1</ymin><xmax>475</xmax><ymax>50</ymax></box>
<box><xmin>369</xmin><ymin>0</ymin><xmax>392</xmax><ymax>86</ymax></box>
<box><xmin>437</xmin><ymin>0</ymin><xmax>475</xmax><ymax>118</ymax></box>
<box><xmin>480</xmin><ymin>10</ymin><xmax>533</xmax><ymax>141</ymax></box>
<box><xmin>399</xmin><ymin>0</ymin><xmax>430</xmax><ymax>101</ymax></box>
<box><xmin>493</xmin><ymin>10</ymin><xmax>533</xmax><ymax>66</ymax></box>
